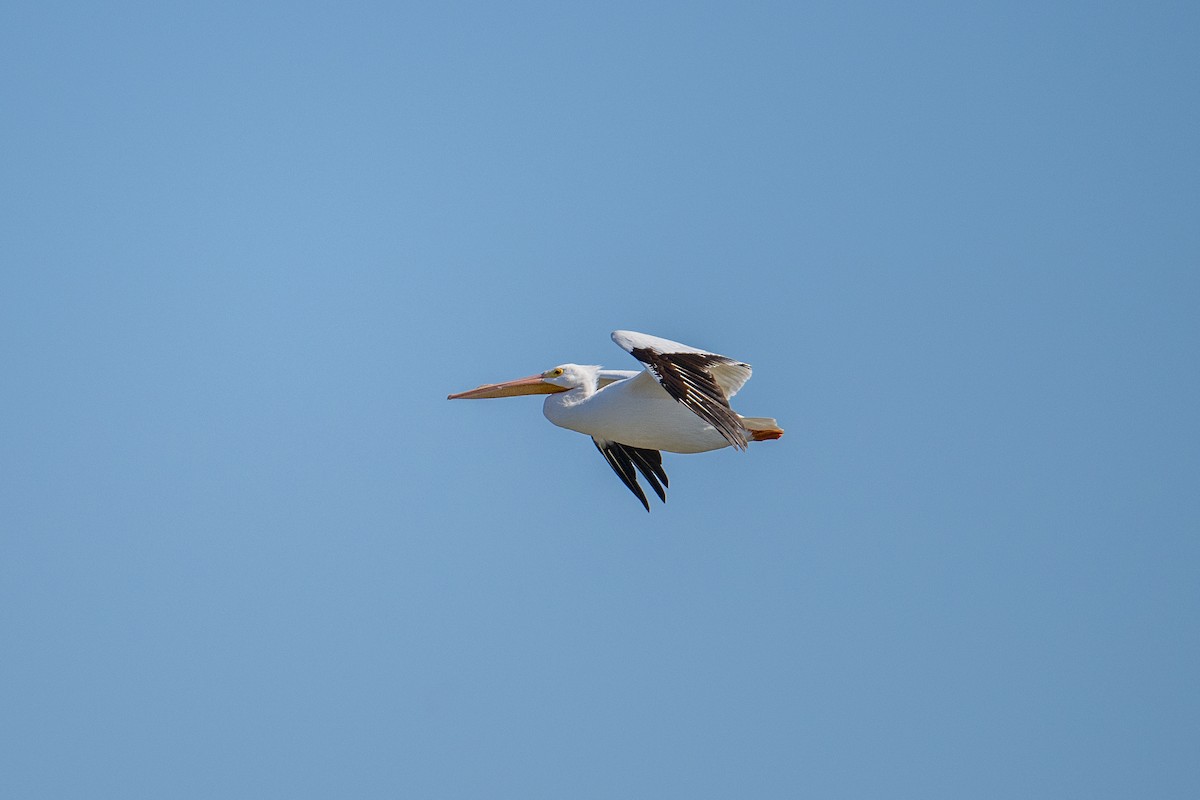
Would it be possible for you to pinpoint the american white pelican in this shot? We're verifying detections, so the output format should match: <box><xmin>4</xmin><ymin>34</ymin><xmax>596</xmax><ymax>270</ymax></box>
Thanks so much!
<box><xmin>448</xmin><ymin>330</ymin><xmax>783</xmax><ymax>511</ymax></box>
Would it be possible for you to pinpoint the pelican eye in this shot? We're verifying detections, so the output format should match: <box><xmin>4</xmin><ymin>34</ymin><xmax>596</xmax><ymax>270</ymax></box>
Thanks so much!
<box><xmin>544</xmin><ymin>367</ymin><xmax>565</xmax><ymax>378</ymax></box>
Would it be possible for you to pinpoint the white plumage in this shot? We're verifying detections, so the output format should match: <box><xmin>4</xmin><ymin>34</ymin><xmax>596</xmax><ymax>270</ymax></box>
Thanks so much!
<box><xmin>448</xmin><ymin>330</ymin><xmax>783</xmax><ymax>510</ymax></box>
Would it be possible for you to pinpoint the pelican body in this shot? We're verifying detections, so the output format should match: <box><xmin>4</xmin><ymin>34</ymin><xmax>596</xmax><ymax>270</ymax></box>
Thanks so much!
<box><xmin>448</xmin><ymin>330</ymin><xmax>783</xmax><ymax>510</ymax></box>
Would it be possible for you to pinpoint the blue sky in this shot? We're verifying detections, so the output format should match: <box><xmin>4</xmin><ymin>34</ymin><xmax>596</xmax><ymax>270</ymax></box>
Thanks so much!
<box><xmin>2</xmin><ymin>1</ymin><xmax>1198</xmax><ymax>797</ymax></box>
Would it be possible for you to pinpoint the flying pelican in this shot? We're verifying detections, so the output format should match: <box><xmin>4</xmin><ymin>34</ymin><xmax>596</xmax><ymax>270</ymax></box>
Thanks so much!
<box><xmin>447</xmin><ymin>330</ymin><xmax>783</xmax><ymax>511</ymax></box>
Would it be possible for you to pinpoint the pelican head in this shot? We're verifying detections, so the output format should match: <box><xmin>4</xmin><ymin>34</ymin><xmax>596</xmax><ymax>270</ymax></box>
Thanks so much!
<box><xmin>448</xmin><ymin>364</ymin><xmax>598</xmax><ymax>400</ymax></box>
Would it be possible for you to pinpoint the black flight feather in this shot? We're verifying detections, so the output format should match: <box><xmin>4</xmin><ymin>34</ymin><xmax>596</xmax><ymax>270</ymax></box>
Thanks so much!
<box><xmin>592</xmin><ymin>438</ymin><xmax>669</xmax><ymax>511</ymax></box>
<box><xmin>628</xmin><ymin>347</ymin><xmax>749</xmax><ymax>450</ymax></box>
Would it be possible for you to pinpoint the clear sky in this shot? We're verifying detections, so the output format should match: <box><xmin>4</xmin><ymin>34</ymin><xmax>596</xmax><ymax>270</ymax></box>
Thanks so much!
<box><xmin>2</xmin><ymin>1</ymin><xmax>1198</xmax><ymax>797</ymax></box>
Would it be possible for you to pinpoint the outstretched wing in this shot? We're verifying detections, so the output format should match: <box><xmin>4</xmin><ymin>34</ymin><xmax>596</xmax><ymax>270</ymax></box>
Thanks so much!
<box><xmin>611</xmin><ymin>330</ymin><xmax>751</xmax><ymax>451</ymax></box>
<box><xmin>592</xmin><ymin>438</ymin><xmax>669</xmax><ymax>512</ymax></box>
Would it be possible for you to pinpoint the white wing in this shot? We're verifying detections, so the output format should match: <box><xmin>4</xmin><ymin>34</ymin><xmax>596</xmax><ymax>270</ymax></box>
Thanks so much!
<box><xmin>597</xmin><ymin>369</ymin><xmax>641</xmax><ymax>388</ymax></box>
<box><xmin>611</xmin><ymin>330</ymin><xmax>752</xmax><ymax>450</ymax></box>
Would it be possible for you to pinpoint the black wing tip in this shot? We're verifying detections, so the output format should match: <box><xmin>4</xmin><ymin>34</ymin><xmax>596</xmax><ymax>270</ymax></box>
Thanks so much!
<box><xmin>593</xmin><ymin>439</ymin><xmax>668</xmax><ymax>511</ymax></box>
<box><xmin>627</xmin><ymin>447</ymin><xmax>667</xmax><ymax>503</ymax></box>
